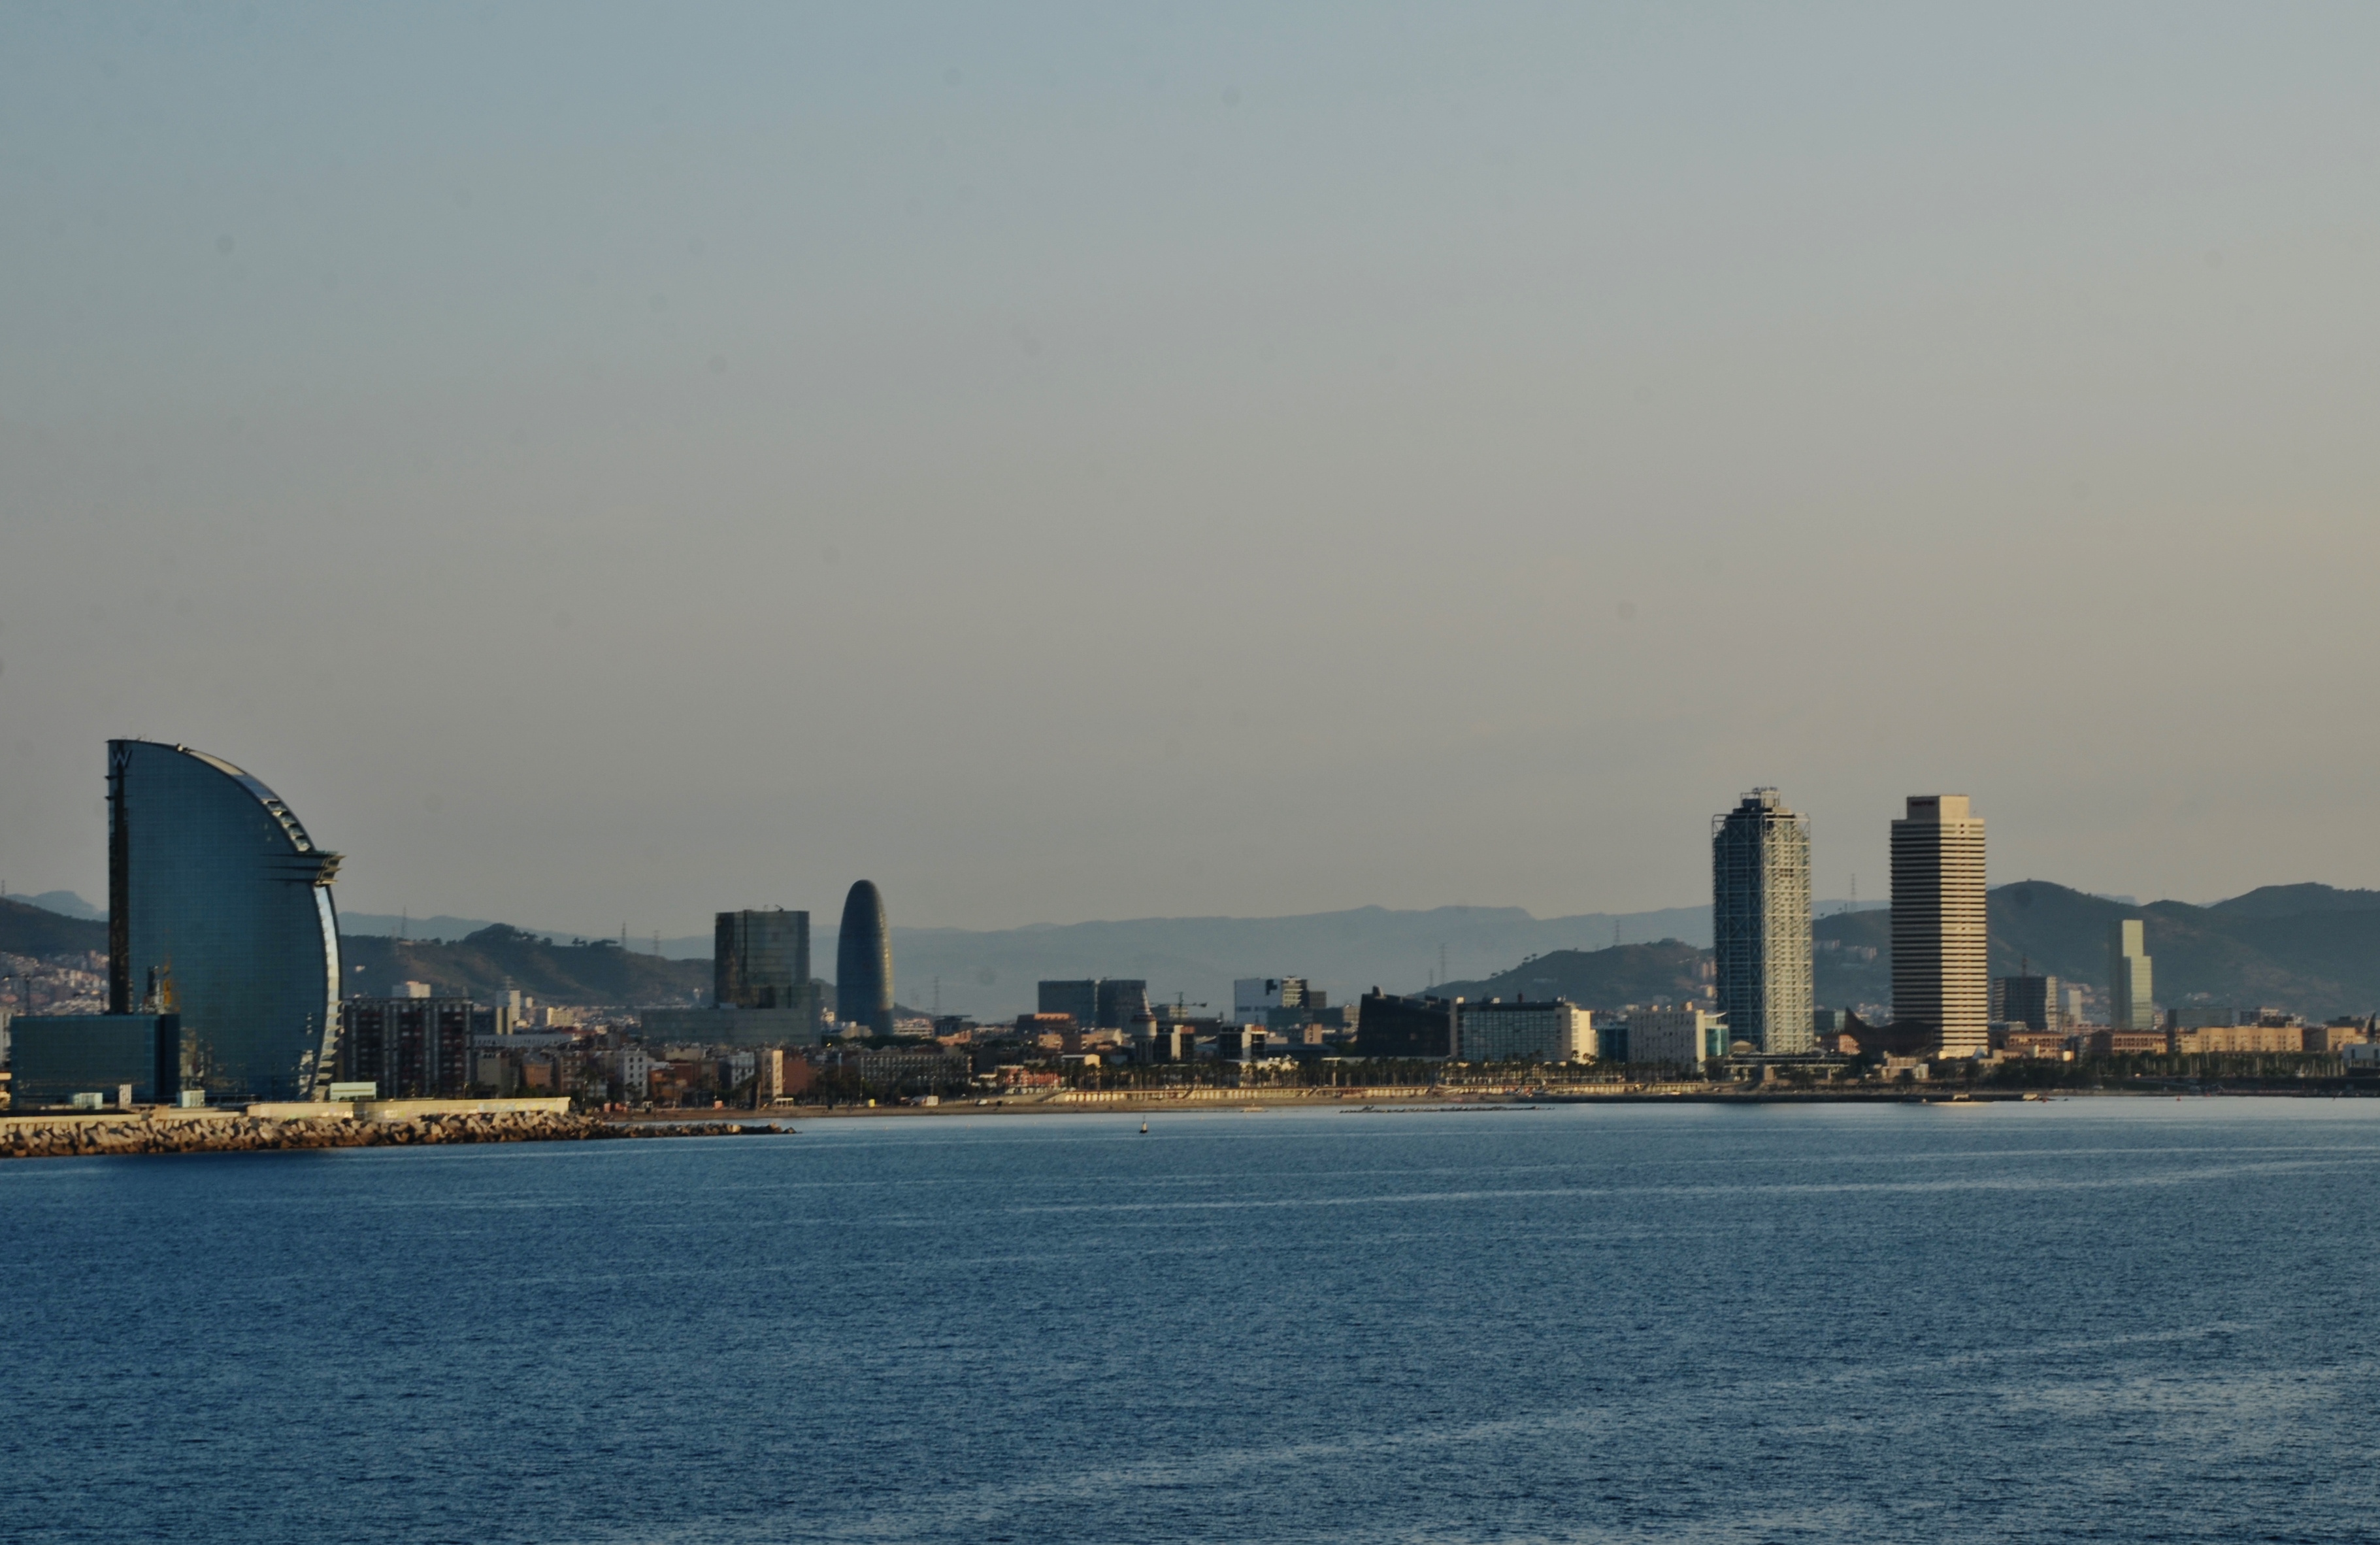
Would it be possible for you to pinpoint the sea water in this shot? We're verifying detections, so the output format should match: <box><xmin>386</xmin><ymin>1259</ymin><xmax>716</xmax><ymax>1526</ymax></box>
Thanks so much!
<box><xmin>4</xmin><ymin>1099</ymin><xmax>2378</xmax><ymax>1542</ymax></box>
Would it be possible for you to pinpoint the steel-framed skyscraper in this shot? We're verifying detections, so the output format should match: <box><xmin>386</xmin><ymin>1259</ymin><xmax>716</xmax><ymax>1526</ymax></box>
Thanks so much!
<box><xmin>1711</xmin><ymin>788</ymin><xmax>1813</xmax><ymax>1054</ymax></box>
<box><xmin>1890</xmin><ymin>794</ymin><xmax>1988</xmax><ymax>1058</ymax></box>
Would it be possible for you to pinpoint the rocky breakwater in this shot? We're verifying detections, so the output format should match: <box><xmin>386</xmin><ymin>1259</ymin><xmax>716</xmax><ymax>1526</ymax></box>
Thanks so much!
<box><xmin>0</xmin><ymin>1110</ymin><xmax>782</xmax><ymax>1161</ymax></box>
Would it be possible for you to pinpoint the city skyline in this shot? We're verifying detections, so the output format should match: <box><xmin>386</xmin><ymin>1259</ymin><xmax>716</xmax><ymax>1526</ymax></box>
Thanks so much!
<box><xmin>7</xmin><ymin>12</ymin><xmax>2376</xmax><ymax>1542</ymax></box>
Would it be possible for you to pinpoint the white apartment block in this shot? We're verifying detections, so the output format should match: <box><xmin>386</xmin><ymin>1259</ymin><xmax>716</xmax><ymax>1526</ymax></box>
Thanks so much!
<box><xmin>1458</xmin><ymin>1000</ymin><xmax>1595</xmax><ymax>1063</ymax></box>
<box><xmin>1627</xmin><ymin>1007</ymin><xmax>1726</xmax><ymax>1071</ymax></box>
<box><xmin>616</xmin><ymin>1043</ymin><xmax>653</xmax><ymax>1099</ymax></box>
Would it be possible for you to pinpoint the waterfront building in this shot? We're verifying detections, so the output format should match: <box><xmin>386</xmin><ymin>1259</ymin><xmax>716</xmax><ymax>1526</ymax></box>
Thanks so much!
<box><xmin>836</xmin><ymin>881</ymin><xmax>895</xmax><ymax>1037</ymax></box>
<box><xmin>2303</xmin><ymin>1023</ymin><xmax>2370</xmax><ymax>1054</ymax></box>
<box><xmin>1889</xmin><ymin>794</ymin><xmax>1989</xmax><ymax>1059</ymax></box>
<box><xmin>716</xmin><ymin>910</ymin><xmax>811</xmax><ymax>1011</ymax></box>
<box><xmin>1234</xmin><ymin>977</ymin><xmax>1308</xmax><ymax>1024</ymax></box>
<box><xmin>1457</xmin><ymin>999</ymin><xmax>1595</xmax><ymax>1063</ymax></box>
<box><xmin>1353</xmin><ymin>990</ymin><xmax>1455</xmax><ymax>1058</ymax></box>
<box><xmin>680</xmin><ymin>907</ymin><xmax>820</xmax><ymax>1044</ymax></box>
<box><xmin>1094</xmin><ymin>978</ymin><xmax>1149</xmax><ymax>1031</ymax></box>
<box><xmin>616</xmin><ymin>1042</ymin><xmax>655</xmax><ymax>1100</ymax></box>
<box><xmin>2109</xmin><ymin>920</ymin><xmax>2155</xmax><ymax>1031</ymax></box>
<box><xmin>1130</xmin><ymin>1020</ymin><xmax>1197</xmax><ymax>1063</ymax></box>
<box><xmin>1037</xmin><ymin>978</ymin><xmax>1151</xmax><ymax>1031</ymax></box>
<box><xmin>1626</xmin><ymin>1006</ymin><xmax>1726</xmax><ymax>1071</ymax></box>
<box><xmin>108</xmin><ymin>739</ymin><xmax>343</xmax><ymax>1103</ymax></box>
<box><xmin>1215</xmin><ymin>1025</ymin><xmax>1269</xmax><ymax>1061</ymax></box>
<box><xmin>1993</xmin><ymin>973</ymin><xmax>2064</xmax><ymax>1033</ymax></box>
<box><xmin>755</xmin><ymin>1046</ymin><xmax>815</xmax><ymax>1102</ymax></box>
<box><xmin>1014</xmin><ymin>1011</ymin><xmax>1077</xmax><ymax>1048</ymax></box>
<box><xmin>8</xmin><ymin>1014</ymin><xmax>180</xmax><ymax>1107</ymax></box>
<box><xmin>2086</xmin><ymin>1027</ymin><xmax>2173</xmax><ymax>1055</ymax></box>
<box><xmin>638</xmin><ymin>1005</ymin><xmax>820</xmax><ymax>1046</ymax></box>
<box><xmin>339</xmin><ymin>996</ymin><xmax>475</xmax><ymax>1098</ymax></box>
<box><xmin>823</xmin><ymin>1044</ymin><xmax>968</xmax><ymax>1095</ymax></box>
<box><xmin>1994</xmin><ymin>1027</ymin><xmax>2069</xmax><ymax>1059</ymax></box>
<box><xmin>2172</xmin><ymin>1023</ymin><xmax>2302</xmax><ymax>1055</ymax></box>
<box><xmin>1038</xmin><ymin>979</ymin><xmax>1099</xmax><ymax>1025</ymax></box>
<box><xmin>1711</xmin><ymin>788</ymin><xmax>1814</xmax><ymax>1054</ymax></box>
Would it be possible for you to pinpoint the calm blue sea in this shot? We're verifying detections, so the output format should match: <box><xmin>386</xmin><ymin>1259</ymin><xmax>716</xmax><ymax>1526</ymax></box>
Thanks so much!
<box><xmin>5</xmin><ymin>1099</ymin><xmax>2379</xmax><ymax>1543</ymax></box>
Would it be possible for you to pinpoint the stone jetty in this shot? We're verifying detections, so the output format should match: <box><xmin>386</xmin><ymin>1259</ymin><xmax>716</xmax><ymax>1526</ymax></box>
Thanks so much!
<box><xmin>0</xmin><ymin>1109</ymin><xmax>780</xmax><ymax>1161</ymax></box>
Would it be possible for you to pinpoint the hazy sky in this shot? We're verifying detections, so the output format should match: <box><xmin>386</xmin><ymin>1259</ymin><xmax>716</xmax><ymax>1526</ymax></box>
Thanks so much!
<box><xmin>5</xmin><ymin>3</ymin><xmax>2378</xmax><ymax>937</ymax></box>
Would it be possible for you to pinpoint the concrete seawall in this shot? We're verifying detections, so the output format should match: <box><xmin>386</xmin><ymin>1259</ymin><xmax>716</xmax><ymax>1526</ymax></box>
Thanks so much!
<box><xmin>0</xmin><ymin>1108</ymin><xmax>783</xmax><ymax>1161</ymax></box>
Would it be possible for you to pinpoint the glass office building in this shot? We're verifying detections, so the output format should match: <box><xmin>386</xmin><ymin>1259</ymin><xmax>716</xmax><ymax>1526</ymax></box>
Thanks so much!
<box><xmin>835</xmin><ymin>880</ymin><xmax>894</xmax><ymax>1036</ymax></box>
<box><xmin>715</xmin><ymin>909</ymin><xmax>810</xmax><ymax>1010</ymax></box>
<box><xmin>108</xmin><ymin>740</ymin><xmax>343</xmax><ymax>1103</ymax></box>
<box><xmin>9</xmin><ymin>1014</ymin><xmax>180</xmax><ymax>1107</ymax></box>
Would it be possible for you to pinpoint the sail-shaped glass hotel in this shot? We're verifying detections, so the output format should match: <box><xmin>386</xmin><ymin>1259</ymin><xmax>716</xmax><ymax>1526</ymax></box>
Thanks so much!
<box><xmin>108</xmin><ymin>740</ymin><xmax>343</xmax><ymax>1102</ymax></box>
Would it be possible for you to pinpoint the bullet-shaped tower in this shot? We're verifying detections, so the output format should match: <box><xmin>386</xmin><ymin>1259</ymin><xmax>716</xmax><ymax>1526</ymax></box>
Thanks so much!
<box><xmin>836</xmin><ymin>880</ymin><xmax>894</xmax><ymax>1036</ymax></box>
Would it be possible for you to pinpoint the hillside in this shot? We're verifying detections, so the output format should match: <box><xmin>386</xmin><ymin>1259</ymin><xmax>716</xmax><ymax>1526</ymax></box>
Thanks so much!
<box><xmin>1813</xmin><ymin>906</ymin><xmax>1892</xmax><ymax>1008</ymax></box>
<box><xmin>339</xmin><ymin>927</ymin><xmax>710</xmax><ymax>1007</ymax></box>
<box><xmin>1431</xmin><ymin>941</ymin><xmax>1710</xmax><ymax>1011</ymax></box>
<box><xmin>1974</xmin><ymin>880</ymin><xmax>2380</xmax><ymax>1019</ymax></box>
<box><xmin>1456</xmin><ymin>882</ymin><xmax>2380</xmax><ymax>1023</ymax></box>
<box><xmin>0</xmin><ymin>898</ymin><xmax>108</xmax><ymax>961</ymax></box>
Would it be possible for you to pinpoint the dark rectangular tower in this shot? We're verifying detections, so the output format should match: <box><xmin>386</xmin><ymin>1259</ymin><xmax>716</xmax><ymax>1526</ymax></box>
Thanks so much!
<box><xmin>716</xmin><ymin>909</ymin><xmax>810</xmax><ymax>1010</ymax></box>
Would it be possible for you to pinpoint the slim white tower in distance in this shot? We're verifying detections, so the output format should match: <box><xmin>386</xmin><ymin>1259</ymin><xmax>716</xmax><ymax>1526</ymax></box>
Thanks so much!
<box><xmin>2108</xmin><ymin>920</ymin><xmax>2155</xmax><ymax>1031</ymax></box>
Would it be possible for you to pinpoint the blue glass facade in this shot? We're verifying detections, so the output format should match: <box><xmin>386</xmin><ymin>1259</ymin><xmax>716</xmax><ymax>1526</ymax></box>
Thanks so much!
<box><xmin>835</xmin><ymin>881</ymin><xmax>894</xmax><ymax>1036</ymax></box>
<box><xmin>8</xmin><ymin>1014</ymin><xmax>180</xmax><ymax>1107</ymax></box>
<box><xmin>108</xmin><ymin>740</ymin><xmax>343</xmax><ymax>1103</ymax></box>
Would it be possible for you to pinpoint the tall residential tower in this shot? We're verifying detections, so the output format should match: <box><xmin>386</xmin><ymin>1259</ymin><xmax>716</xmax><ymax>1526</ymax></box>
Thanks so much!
<box><xmin>1711</xmin><ymin>788</ymin><xmax>1813</xmax><ymax>1054</ymax></box>
<box><xmin>1890</xmin><ymin>794</ymin><xmax>1988</xmax><ymax>1059</ymax></box>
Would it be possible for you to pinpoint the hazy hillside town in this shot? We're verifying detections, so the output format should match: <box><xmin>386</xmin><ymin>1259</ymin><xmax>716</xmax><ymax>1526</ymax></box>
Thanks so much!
<box><xmin>6</xmin><ymin>750</ymin><xmax>2379</xmax><ymax>1115</ymax></box>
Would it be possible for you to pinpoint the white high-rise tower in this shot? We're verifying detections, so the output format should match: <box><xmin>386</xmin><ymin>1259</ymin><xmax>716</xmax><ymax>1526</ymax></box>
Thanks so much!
<box><xmin>1891</xmin><ymin>795</ymin><xmax>1988</xmax><ymax>1059</ymax></box>
<box><xmin>2109</xmin><ymin>920</ymin><xmax>2155</xmax><ymax>1031</ymax></box>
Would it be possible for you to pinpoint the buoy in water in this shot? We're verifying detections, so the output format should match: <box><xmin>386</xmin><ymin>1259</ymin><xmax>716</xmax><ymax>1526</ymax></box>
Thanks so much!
<box><xmin>1140</xmin><ymin>1121</ymin><xmax>1149</xmax><ymax>1133</ymax></box>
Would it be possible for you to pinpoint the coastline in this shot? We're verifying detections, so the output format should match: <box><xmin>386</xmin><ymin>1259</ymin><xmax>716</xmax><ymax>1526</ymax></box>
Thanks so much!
<box><xmin>0</xmin><ymin>1107</ymin><xmax>782</xmax><ymax>1161</ymax></box>
<box><xmin>714</xmin><ymin>1082</ymin><xmax>2375</xmax><ymax>1119</ymax></box>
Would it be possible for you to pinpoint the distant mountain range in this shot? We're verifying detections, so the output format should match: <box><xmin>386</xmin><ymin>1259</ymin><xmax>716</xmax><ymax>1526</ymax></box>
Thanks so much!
<box><xmin>1432</xmin><ymin>941</ymin><xmax>1711</xmax><ymax>1012</ymax></box>
<box><xmin>10</xmin><ymin>890</ymin><xmax>103</xmax><ymax>920</ymax></box>
<box><xmin>1436</xmin><ymin>880</ymin><xmax>2380</xmax><ymax>1023</ymax></box>
<box><xmin>355</xmin><ymin>902</ymin><xmax>1730</xmax><ymax>1016</ymax></box>
<box><xmin>0</xmin><ymin>897</ymin><xmax>107</xmax><ymax>960</ymax></box>
<box><xmin>12</xmin><ymin>882</ymin><xmax>2380</xmax><ymax>1021</ymax></box>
